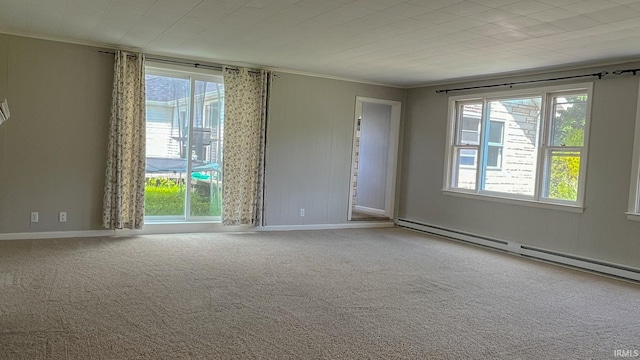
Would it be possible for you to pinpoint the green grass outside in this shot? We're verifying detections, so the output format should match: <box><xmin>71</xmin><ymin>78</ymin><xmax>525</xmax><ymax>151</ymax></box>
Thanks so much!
<box><xmin>144</xmin><ymin>178</ymin><xmax>221</xmax><ymax>217</ymax></box>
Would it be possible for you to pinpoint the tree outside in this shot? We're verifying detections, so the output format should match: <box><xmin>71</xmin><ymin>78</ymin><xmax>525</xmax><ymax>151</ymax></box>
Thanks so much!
<box><xmin>547</xmin><ymin>95</ymin><xmax>587</xmax><ymax>201</ymax></box>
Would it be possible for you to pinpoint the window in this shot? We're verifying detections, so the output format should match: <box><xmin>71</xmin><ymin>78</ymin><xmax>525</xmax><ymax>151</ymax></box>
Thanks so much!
<box><xmin>445</xmin><ymin>84</ymin><xmax>592</xmax><ymax>209</ymax></box>
<box><xmin>144</xmin><ymin>65</ymin><xmax>224</xmax><ymax>221</ymax></box>
<box><xmin>627</xmin><ymin>81</ymin><xmax>640</xmax><ymax>220</ymax></box>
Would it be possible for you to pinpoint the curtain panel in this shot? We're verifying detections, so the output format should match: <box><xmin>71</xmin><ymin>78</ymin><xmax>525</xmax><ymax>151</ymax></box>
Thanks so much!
<box><xmin>102</xmin><ymin>51</ymin><xmax>146</xmax><ymax>230</ymax></box>
<box><xmin>222</xmin><ymin>67</ymin><xmax>269</xmax><ymax>226</ymax></box>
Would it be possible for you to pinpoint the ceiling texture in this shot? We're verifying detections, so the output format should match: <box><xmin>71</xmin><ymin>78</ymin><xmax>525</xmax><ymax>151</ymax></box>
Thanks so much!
<box><xmin>2</xmin><ymin>0</ymin><xmax>640</xmax><ymax>86</ymax></box>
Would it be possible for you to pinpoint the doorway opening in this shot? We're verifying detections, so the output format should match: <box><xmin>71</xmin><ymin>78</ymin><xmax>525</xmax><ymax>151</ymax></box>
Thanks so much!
<box><xmin>348</xmin><ymin>97</ymin><xmax>401</xmax><ymax>222</ymax></box>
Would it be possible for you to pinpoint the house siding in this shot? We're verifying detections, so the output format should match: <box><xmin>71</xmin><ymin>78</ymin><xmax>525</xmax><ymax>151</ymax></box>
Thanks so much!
<box><xmin>458</xmin><ymin>99</ymin><xmax>541</xmax><ymax>195</ymax></box>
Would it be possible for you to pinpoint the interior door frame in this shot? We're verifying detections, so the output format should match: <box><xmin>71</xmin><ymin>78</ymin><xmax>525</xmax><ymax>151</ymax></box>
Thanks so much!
<box><xmin>348</xmin><ymin>96</ymin><xmax>402</xmax><ymax>221</ymax></box>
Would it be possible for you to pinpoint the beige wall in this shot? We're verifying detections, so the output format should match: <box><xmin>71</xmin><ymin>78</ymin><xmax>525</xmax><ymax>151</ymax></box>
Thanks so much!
<box><xmin>400</xmin><ymin>62</ymin><xmax>640</xmax><ymax>269</ymax></box>
<box><xmin>265</xmin><ymin>73</ymin><xmax>404</xmax><ymax>225</ymax></box>
<box><xmin>2</xmin><ymin>33</ymin><xmax>639</xmax><ymax>274</ymax></box>
<box><xmin>0</xmin><ymin>35</ymin><xmax>113</xmax><ymax>233</ymax></box>
<box><xmin>0</xmin><ymin>35</ymin><xmax>406</xmax><ymax>233</ymax></box>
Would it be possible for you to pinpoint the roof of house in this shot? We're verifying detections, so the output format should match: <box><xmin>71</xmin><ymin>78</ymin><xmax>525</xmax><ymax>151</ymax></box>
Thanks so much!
<box><xmin>145</xmin><ymin>75</ymin><xmax>190</xmax><ymax>103</ymax></box>
<box><xmin>146</xmin><ymin>75</ymin><xmax>224</xmax><ymax>103</ymax></box>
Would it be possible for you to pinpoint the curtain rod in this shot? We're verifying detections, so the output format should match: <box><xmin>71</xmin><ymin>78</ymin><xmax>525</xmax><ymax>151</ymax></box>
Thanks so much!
<box><xmin>435</xmin><ymin>72</ymin><xmax>607</xmax><ymax>94</ymax></box>
<box><xmin>98</xmin><ymin>50</ymin><xmax>263</xmax><ymax>74</ymax></box>
<box><xmin>613</xmin><ymin>68</ymin><xmax>640</xmax><ymax>76</ymax></box>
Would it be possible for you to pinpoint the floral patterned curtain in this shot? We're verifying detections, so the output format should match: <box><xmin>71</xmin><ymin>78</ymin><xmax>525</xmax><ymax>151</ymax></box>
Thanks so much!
<box><xmin>222</xmin><ymin>67</ymin><xmax>269</xmax><ymax>226</ymax></box>
<box><xmin>102</xmin><ymin>51</ymin><xmax>146</xmax><ymax>229</ymax></box>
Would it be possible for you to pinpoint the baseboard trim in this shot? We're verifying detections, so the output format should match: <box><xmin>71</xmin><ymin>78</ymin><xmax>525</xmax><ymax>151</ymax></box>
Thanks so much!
<box><xmin>397</xmin><ymin>218</ymin><xmax>640</xmax><ymax>283</ymax></box>
<box><xmin>519</xmin><ymin>245</ymin><xmax>640</xmax><ymax>282</ymax></box>
<box><xmin>0</xmin><ymin>221</ymin><xmax>395</xmax><ymax>239</ymax></box>
<box><xmin>115</xmin><ymin>223</ymin><xmax>253</xmax><ymax>236</ymax></box>
<box><xmin>396</xmin><ymin>219</ymin><xmax>510</xmax><ymax>252</ymax></box>
<box><xmin>259</xmin><ymin>221</ymin><xmax>395</xmax><ymax>231</ymax></box>
<box><xmin>0</xmin><ymin>230</ymin><xmax>115</xmax><ymax>241</ymax></box>
<box><xmin>354</xmin><ymin>205</ymin><xmax>386</xmax><ymax>216</ymax></box>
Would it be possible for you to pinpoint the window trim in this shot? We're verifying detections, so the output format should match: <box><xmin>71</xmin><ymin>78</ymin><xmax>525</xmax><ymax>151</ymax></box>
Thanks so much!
<box><xmin>443</xmin><ymin>82</ymin><xmax>593</xmax><ymax>211</ymax></box>
<box><xmin>441</xmin><ymin>189</ymin><xmax>585</xmax><ymax>213</ymax></box>
<box><xmin>627</xmin><ymin>80</ymin><xmax>640</xmax><ymax>220</ymax></box>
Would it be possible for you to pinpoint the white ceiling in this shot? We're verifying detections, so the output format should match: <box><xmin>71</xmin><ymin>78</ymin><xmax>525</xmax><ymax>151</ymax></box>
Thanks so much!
<box><xmin>2</xmin><ymin>0</ymin><xmax>640</xmax><ymax>86</ymax></box>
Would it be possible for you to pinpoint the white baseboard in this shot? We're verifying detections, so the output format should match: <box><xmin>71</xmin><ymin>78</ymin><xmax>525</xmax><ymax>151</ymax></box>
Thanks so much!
<box><xmin>259</xmin><ymin>221</ymin><xmax>395</xmax><ymax>231</ymax></box>
<box><xmin>397</xmin><ymin>218</ymin><xmax>640</xmax><ymax>283</ymax></box>
<box><xmin>115</xmin><ymin>222</ymin><xmax>253</xmax><ymax>236</ymax></box>
<box><xmin>353</xmin><ymin>205</ymin><xmax>387</xmax><ymax>216</ymax></box>
<box><xmin>0</xmin><ymin>221</ymin><xmax>395</xmax><ymax>239</ymax></box>
<box><xmin>0</xmin><ymin>230</ymin><xmax>114</xmax><ymax>241</ymax></box>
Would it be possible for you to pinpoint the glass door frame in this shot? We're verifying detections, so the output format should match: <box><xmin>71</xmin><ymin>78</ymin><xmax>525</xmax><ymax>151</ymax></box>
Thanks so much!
<box><xmin>145</xmin><ymin>64</ymin><xmax>224</xmax><ymax>223</ymax></box>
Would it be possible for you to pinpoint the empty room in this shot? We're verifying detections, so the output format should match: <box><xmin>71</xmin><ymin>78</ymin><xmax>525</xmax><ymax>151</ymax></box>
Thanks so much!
<box><xmin>1</xmin><ymin>0</ymin><xmax>640</xmax><ymax>359</ymax></box>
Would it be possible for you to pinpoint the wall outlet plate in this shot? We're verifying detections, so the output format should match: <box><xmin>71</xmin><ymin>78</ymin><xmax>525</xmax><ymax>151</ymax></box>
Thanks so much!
<box><xmin>59</xmin><ymin>212</ymin><xmax>67</xmax><ymax>223</ymax></box>
<box><xmin>30</xmin><ymin>212</ymin><xmax>39</xmax><ymax>223</ymax></box>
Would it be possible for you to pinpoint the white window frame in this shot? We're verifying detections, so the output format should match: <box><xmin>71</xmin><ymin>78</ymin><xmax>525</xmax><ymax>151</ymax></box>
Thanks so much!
<box><xmin>145</xmin><ymin>62</ymin><xmax>224</xmax><ymax>223</ymax></box>
<box><xmin>442</xmin><ymin>83</ymin><xmax>593</xmax><ymax>212</ymax></box>
<box><xmin>627</xmin><ymin>80</ymin><xmax>640</xmax><ymax>221</ymax></box>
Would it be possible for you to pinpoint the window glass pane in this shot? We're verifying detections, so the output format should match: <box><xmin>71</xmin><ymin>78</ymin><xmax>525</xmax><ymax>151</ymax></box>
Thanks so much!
<box><xmin>453</xmin><ymin>148</ymin><xmax>477</xmax><ymax>189</ymax></box>
<box><xmin>457</xmin><ymin>104</ymin><xmax>482</xmax><ymax>145</ymax></box>
<box><xmin>190</xmin><ymin>80</ymin><xmax>224</xmax><ymax>217</ymax></box>
<box><xmin>486</xmin><ymin>145</ymin><xmax>502</xmax><ymax>168</ymax></box>
<box><xmin>545</xmin><ymin>151</ymin><xmax>581</xmax><ymax>202</ymax></box>
<box><xmin>145</xmin><ymin>74</ymin><xmax>190</xmax><ymax>216</ymax></box>
<box><xmin>460</xmin><ymin>148</ymin><xmax>476</xmax><ymax>166</ymax></box>
<box><xmin>461</xmin><ymin>129</ymin><xmax>479</xmax><ymax>144</ymax></box>
<box><xmin>488</xmin><ymin>121</ymin><xmax>504</xmax><ymax>144</ymax></box>
<box><xmin>462</xmin><ymin>117</ymin><xmax>479</xmax><ymax>131</ymax></box>
<box><xmin>550</xmin><ymin>94</ymin><xmax>587</xmax><ymax>147</ymax></box>
<box><xmin>483</xmin><ymin>97</ymin><xmax>542</xmax><ymax>196</ymax></box>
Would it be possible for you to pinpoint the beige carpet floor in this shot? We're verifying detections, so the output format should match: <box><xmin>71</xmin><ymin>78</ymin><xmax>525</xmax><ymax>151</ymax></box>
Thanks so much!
<box><xmin>0</xmin><ymin>228</ymin><xmax>639</xmax><ymax>359</ymax></box>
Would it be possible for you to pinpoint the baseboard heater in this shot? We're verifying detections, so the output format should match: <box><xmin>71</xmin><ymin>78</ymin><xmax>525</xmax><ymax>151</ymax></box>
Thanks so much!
<box><xmin>396</xmin><ymin>218</ymin><xmax>640</xmax><ymax>283</ymax></box>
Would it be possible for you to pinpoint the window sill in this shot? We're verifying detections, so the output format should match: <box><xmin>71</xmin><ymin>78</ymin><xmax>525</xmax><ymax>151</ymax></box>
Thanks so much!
<box><xmin>441</xmin><ymin>189</ymin><xmax>585</xmax><ymax>213</ymax></box>
<box><xmin>626</xmin><ymin>213</ymin><xmax>640</xmax><ymax>222</ymax></box>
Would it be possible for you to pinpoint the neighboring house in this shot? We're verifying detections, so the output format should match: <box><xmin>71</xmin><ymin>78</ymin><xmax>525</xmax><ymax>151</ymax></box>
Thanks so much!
<box><xmin>145</xmin><ymin>75</ymin><xmax>225</xmax><ymax>174</ymax></box>
<box><xmin>458</xmin><ymin>98</ymin><xmax>541</xmax><ymax>195</ymax></box>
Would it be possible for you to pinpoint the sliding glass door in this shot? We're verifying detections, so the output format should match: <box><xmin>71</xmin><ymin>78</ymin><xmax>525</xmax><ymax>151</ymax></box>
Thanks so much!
<box><xmin>144</xmin><ymin>66</ymin><xmax>224</xmax><ymax>222</ymax></box>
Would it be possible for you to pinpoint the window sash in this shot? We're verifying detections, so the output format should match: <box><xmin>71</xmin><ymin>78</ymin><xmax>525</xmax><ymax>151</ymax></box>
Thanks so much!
<box><xmin>547</xmin><ymin>92</ymin><xmax>588</xmax><ymax>147</ymax></box>
<box><xmin>541</xmin><ymin>147</ymin><xmax>583</xmax><ymax>203</ymax></box>
<box><xmin>455</xmin><ymin>102</ymin><xmax>482</xmax><ymax>146</ymax></box>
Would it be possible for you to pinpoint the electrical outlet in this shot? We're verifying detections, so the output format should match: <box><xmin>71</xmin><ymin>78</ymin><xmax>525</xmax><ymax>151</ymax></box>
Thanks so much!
<box><xmin>300</xmin><ymin>208</ymin><xmax>305</xmax><ymax>217</ymax></box>
<box><xmin>30</xmin><ymin>212</ymin><xmax>39</xmax><ymax>223</ymax></box>
<box><xmin>59</xmin><ymin>212</ymin><xmax>67</xmax><ymax>223</ymax></box>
